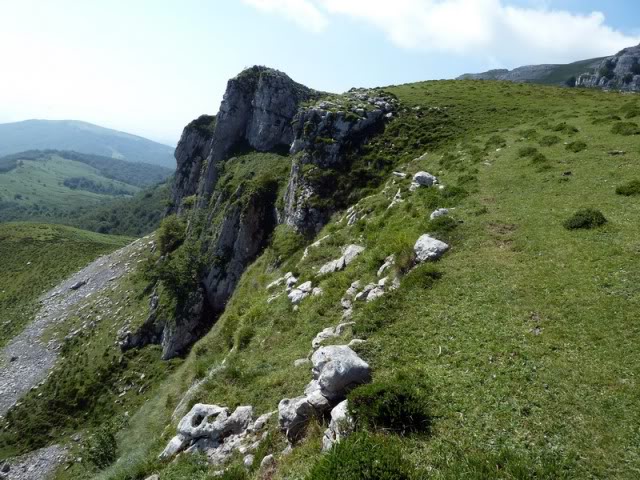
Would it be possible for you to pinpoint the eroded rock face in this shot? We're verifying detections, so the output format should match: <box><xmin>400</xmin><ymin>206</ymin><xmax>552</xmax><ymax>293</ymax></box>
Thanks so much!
<box><xmin>576</xmin><ymin>44</ymin><xmax>640</xmax><ymax>91</ymax></box>
<box><xmin>282</xmin><ymin>90</ymin><xmax>397</xmax><ymax>235</ymax></box>
<box><xmin>160</xmin><ymin>403</ymin><xmax>274</xmax><ymax>466</ymax></box>
<box><xmin>170</xmin><ymin>115</ymin><xmax>216</xmax><ymax>214</ymax></box>
<box><xmin>199</xmin><ymin>67</ymin><xmax>319</xmax><ymax>203</ymax></box>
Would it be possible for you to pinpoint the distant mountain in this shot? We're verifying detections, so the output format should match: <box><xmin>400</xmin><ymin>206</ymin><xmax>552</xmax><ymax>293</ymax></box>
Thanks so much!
<box><xmin>576</xmin><ymin>44</ymin><xmax>640</xmax><ymax>91</ymax></box>
<box><xmin>457</xmin><ymin>57</ymin><xmax>606</xmax><ymax>86</ymax></box>
<box><xmin>0</xmin><ymin>119</ymin><xmax>175</xmax><ymax>168</ymax></box>
<box><xmin>0</xmin><ymin>150</ymin><xmax>172</xmax><ymax>225</ymax></box>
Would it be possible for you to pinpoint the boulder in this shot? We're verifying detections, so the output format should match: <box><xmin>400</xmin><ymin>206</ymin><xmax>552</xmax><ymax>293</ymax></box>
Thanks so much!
<box><xmin>414</xmin><ymin>234</ymin><xmax>449</xmax><ymax>262</ymax></box>
<box><xmin>318</xmin><ymin>245</ymin><xmax>365</xmax><ymax>275</ymax></box>
<box><xmin>177</xmin><ymin>403</ymin><xmax>228</xmax><ymax>439</ymax></box>
<box><xmin>322</xmin><ymin>400</ymin><xmax>354</xmax><ymax>452</ymax></box>
<box><xmin>260</xmin><ymin>454</ymin><xmax>276</xmax><ymax>469</ymax></box>
<box><xmin>159</xmin><ymin>433</ymin><xmax>188</xmax><ymax>460</ymax></box>
<box><xmin>430</xmin><ymin>208</ymin><xmax>449</xmax><ymax>220</ymax></box>
<box><xmin>411</xmin><ymin>171</ymin><xmax>438</xmax><ymax>190</ymax></box>
<box><xmin>311</xmin><ymin>346</ymin><xmax>371</xmax><ymax>400</ymax></box>
<box><xmin>278</xmin><ymin>395</ymin><xmax>315</xmax><ymax>442</ymax></box>
<box><xmin>288</xmin><ymin>288</ymin><xmax>310</xmax><ymax>304</ymax></box>
<box><xmin>243</xmin><ymin>454</ymin><xmax>255</xmax><ymax>468</ymax></box>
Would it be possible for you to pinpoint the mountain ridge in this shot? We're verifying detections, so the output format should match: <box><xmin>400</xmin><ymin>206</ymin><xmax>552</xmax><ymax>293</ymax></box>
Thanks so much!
<box><xmin>0</xmin><ymin>119</ymin><xmax>176</xmax><ymax>168</ymax></box>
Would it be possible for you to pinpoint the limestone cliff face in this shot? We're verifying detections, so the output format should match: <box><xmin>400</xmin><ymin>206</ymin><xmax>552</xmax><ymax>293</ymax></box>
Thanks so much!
<box><xmin>140</xmin><ymin>67</ymin><xmax>396</xmax><ymax>358</ymax></box>
<box><xmin>283</xmin><ymin>90</ymin><xmax>396</xmax><ymax>235</ymax></box>
<box><xmin>170</xmin><ymin>115</ymin><xmax>215</xmax><ymax>214</ymax></box>
<box><xmin>576</xmin><ymin>44</ymin><xmax>640</xmax><ymax>91</ymax></box>
<box><xmin>197</xmin><ymin>66</ymin><xmax>319</xmax><ymax>203</ymax></box>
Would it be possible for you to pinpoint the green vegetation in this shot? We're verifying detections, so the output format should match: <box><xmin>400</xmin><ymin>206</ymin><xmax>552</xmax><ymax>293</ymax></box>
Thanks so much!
<box><xmin>348</xmin><ymin>373</ymin><xmax>432</xmax><ymax>434</ymax></box>
<box><xmin>307</xmin><ymin>433</ymin><xmax>414</xmax><ymax>480</ymax></box>
<box><xmin>563</xmin><ymin>208</ymin><xmax>608</xmax><ymax>229</ymax></box>
<box><xmin>0</xmin><ymin>119</ymin><xmax>175</xmax><ymax>168</ymax></box>
<box><xmin>615</xmin><ymin>179</ymin><xmax>640</xmax><ymax>196</ymax></box>
<box><xmin>5</xmin><ymin>78</ymin><xmax>640</xmax><ymax>480</ymax></box>
<box><xmin>0</xmin><ymin>223</ymin><xmax>130</xmax><ymax>348</ymax></box>
<box><xmin>565</xmin><ymin>140</ymin><xmax>587</xmax><ymax>153</ymax></box>
<box><xmin>71</xmin><ymin>181</ymin><xmax>171</xmax><ymax>236</ymax></box>
<box><xmin>0</xmin><ymin>151</ymin><xmax>172</xmax><ymax>233</ymax></box>
<box><xmin>611</xmin><ymin>121</ymin><xmax>640</xmax><ymax>136</ymax></box>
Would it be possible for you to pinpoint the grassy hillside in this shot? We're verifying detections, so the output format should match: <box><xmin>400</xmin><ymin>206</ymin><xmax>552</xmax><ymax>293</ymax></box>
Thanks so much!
<box><xmin>0</xmin><ymin>223</ymin><xmax>131</xmax><ymax>348</ymax></box>
<box><xmin>0</xmin><ymin>120</ymin><xmax>175</xmax><ymax>168</ymax></box>
<box><xmin>3</xmin><ymin>80</ymin><xmax>640</xmax><ymax>479</ymax></box>
<box><xmin>71</xmin><ymin>181</ymin><xmax>171</xmax><ymax>236</ymax></box>
<box><xmin>0</xmin><ymin>151</ymin><xmax>172</xmax><ymax>231</ymax></box>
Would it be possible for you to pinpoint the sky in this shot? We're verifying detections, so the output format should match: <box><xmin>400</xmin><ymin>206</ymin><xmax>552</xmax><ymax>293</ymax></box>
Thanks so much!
<box><xmin>0</xmin><ymin>1</ymin><xmax>639</xmax><ymax>146</ymax></box>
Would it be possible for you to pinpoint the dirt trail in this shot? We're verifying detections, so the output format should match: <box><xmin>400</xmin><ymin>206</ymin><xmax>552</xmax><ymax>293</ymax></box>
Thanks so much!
<box><xmin>0</xmin><ymin>236</ymin><xmax>153</xmax><ymax>416</ymax></box>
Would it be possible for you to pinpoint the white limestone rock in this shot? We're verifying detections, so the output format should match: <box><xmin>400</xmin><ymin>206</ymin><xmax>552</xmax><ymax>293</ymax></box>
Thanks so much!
<box><xmin>414</xmin><ymin>234</ymin><xmax>449</xmax><ymax>263</ymax></box>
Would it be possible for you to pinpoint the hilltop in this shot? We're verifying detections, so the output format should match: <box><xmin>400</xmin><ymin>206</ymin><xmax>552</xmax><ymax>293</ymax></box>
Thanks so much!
<box><xmin>0</xmin><ymin>120</ymin><xmax>175</xmax><ymax>168</ymax></box>
<box><xmin>1</xmin><ymin>67</ymin><xmax>640</xmax><ymax>480</ymax></box>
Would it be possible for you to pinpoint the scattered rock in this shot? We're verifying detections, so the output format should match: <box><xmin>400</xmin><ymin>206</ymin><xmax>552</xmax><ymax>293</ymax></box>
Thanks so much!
<box><xmin>392</xmin><ymin>171</ymin><xmax>407</xmax><ymax>178</ymax></box>
<box><xmin>414</xmin><ymin>235</ymin><xmax>449</xmax><ymax>262</ymax></box>
<box><xmin>160</xmin><ymin>403</ymin><xmax>269</xmax><ymax>465</ymax></box>
<box><xmin>311</xmin><ymin>322</ymin><xmax>355</xmax><ymax>349</ymax></box>
<box><xmin>410</xmin><ymin>171</ymin><xmax>438</xmax><ymax>191</ymax></box>
<box><xmin>144</xmin><ymin>475</ymin><xmax>160</xmax><ymax>480</ymax></box>
<box><xmin>430</xmin><ymin>208</ymin><xmax>449</xmax><ymax>220</ymax></box>
<box><xmin>294</xmin><ymin>358</ymin><xmax>310</xmax><ymax>368</ymax></box>
<box><xmin>260</xmin><ymin>454</ymin><xmax>276</xmax><ymax>469</ymax></box>
<box><xmin>311</xmin><ymin>345</ymin><xmax>371</xmax><ymax>401</ymax></box>
<box><xmin>377</xmin><ymin>255</ymin><xmax>395</xmax><ymax>277</ymax></box>
<box><xmin>318</xmin><ymin>245</ymin><xmax>365</xmax><ymax>275</ymax></box>
<box><xmin>69</xmin><ymin>280</ymin><xmax>86</xmax><ymax>291</ymax></box>
<box><xmin>322</xmin><ymin>400</ymin><xmax>354</xmax><ymax>451</ymax></box>
<box><xmin>278</xmin><ymin>395</ymin><xmax>315</xmax><ymax>442</ymax></box>
<box><xmin>243</xmin><ymin>454</ymin><xmax>254</xmax><ymax>468</ymax></box>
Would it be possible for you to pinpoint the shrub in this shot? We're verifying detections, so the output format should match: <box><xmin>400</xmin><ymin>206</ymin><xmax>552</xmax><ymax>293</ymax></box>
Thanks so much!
<box><xmin>565</xmin><ymin>76</ymin><xmax>577</xmax><ymax>87</ymax></box>
<box><xmin>306</xmin><ymin>432</ymin><xmax>414</xmax><ymax>480</ymax></box>
<box><xmin>552</xmin><ymin>122</ymin><xmax>579</xmax><ymax>135</ymax></box>
<box><xmin>615</xmin><ymin>180</ymin><xmax>640</xmax><ymax>196</ymax></box>
<box><xmin>348</xmin><ymin>374</ymin><xmax>432</xmax><ymax>435</ymax></box>
<box><xmin>270</xmin><ymin>225</ymin><xmax>305</xmax><ymax>264</ymax></box>
<box><xmin>623</xmin><ymin>73</ymin><xmax>634</xmax><ymax>84</ymax></box>
<box><xmin>403</xmin><ymin>264</ymin><xmax>442</xmax><ymax>290</ymax></box>
<box><xmin>158</xmin><ymin>214</ymin><xmax>186</xmax><ymax>254</ymax></box>
<box><xmin>611</xmin><ymin>122</ymin><xmax>640</xmax><ymax>136</ymax></box>
<box><xmin>86</xmin><ymin>424</ymin><xmax>118</xmax><ymax>469</ymax></box>
<box><xmin>563</xmin><ymin>209</ymin><xmax>607</xmax><ymax>230</ymax></box>
<box><xmin>539</xmin><ymin>135</ymin><xmax>561</xmax><ymax>147</ymax></box>
<box><xmin>485</xmin><ymin>134</ymin><xmax>506</xmax><ymax>149</ymax></box>
<box><xmin>517</xmin><ymin>146</ymin><xmax>538</xmax><ymax>158</ymax></box>
<box><xmin>565</xmin><ymin>141</ymin><xmax>587</xmax><ymax>153</ymax></box>
<box><xmin>529</xmin><ymin>152</ymin><xmax>549</xmax><ymax>165</ymax></box>
<box><xmin>234</xmin><ymin>323</ymin><xmax>255</xmax><ymax>350</ymax></box>
<box><xmin>428</xmin><ymin>215</ymin><xmax>458</xmax><ymax>237</ymax></box>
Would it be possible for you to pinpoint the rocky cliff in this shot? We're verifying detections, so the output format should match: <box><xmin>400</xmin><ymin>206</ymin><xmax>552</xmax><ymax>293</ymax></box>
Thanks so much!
<box><xmin>130</xmin><ymin>67</ymin><xmax>396</xmax><ymax>359</ymax></box>
<box><xmin>576</xmin><ymin>44</ymin><xmax>640</xmax><ymax>91</ymax></box>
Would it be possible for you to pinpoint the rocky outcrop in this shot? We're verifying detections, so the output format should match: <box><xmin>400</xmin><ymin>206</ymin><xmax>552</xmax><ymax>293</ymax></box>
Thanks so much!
<box><xmin>152</xmin><ymin>67</ymin><xmax>397</xmax><ymax>358</ymax></box>
<box><xmin>576</xmin><ymin>44</ymin><xmax>640</xmax><ymax>91</ymax></box>
<box><xmin>457</xmin><ymin>57</ymin><xmax>603</xmax><ymax>85</ymax></box>
<box><xmin>278</xmin><ymin>345</ymin><xmax>371</xmax><ymax>442</ymax></box>
<box><xmin>170</xmin><ymin>115</ymin><xmax>215</xmax><ymax>214</ymax></box>
<box><xmin>160</xmin><ymin>403</ymin><xmax>275</xmax><ymax>466</ymax></box>
<box><xmin>198</xmin><ymin>66</ymin><xmax>320</xmax><ymax>203</ymax></box>
<box><xmin>282</xmin><ymin>90</ymin><xmax>397</xmax><ymax>235</ymax></box>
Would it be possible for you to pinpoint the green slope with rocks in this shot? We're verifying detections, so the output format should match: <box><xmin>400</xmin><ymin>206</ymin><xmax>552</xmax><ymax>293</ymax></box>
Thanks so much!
<box><xmin>2</xmin><ymin>68</ymin><xmax>640</xmax><ymax>480</ymax></box>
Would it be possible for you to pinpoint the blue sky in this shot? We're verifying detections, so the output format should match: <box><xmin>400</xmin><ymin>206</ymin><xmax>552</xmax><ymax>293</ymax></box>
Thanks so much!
<box><xmin>0</xmin><ymin>0</ymin><xmax>639</xmax><ymax>145</ymax></box>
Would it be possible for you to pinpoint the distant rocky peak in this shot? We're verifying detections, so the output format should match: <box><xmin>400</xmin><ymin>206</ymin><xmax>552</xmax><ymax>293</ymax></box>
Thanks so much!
<box><xmin>576</xmin><ymin>43</ymin><xmax>640</xmax><ymax>91</ymax></box>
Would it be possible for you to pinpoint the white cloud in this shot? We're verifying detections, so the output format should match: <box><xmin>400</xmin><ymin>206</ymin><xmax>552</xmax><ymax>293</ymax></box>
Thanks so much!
<box><xmin>241</xmin><ymin>0</ymin><xmax>329</xmax><ymax>33</ymax></box>
<box><xmin>244</xmin><ymin>0</ymin><xmax>640</xmax><ymax>65</ymax></box>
